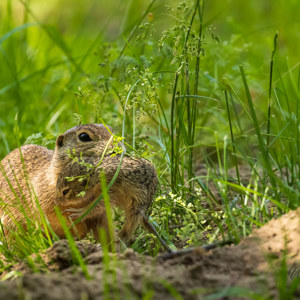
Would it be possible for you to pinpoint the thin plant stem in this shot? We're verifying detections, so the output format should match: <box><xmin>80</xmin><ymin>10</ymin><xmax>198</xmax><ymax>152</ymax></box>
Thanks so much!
<box><xmin>267</xmin><ymin>31</ymin><xmax>278</xmax><ymax>147</ymax></box>
<box><xmin>224</xmin><ymin>89</ymin><xmax>240</xmax><ymax>184</ymax></box>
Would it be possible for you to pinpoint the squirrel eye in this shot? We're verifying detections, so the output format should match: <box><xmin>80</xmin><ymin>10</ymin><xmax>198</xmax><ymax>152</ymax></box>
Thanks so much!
<box><xmin>78</xmin><ymin>132</ymin><xmax>92</xmax><ymax>142</ymax></box>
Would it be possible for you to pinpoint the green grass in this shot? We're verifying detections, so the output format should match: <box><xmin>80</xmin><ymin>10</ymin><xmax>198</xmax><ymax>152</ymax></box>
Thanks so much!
<box><xmin>0</xmin><ymin>0</ymin><xmax>300</xmax><ymax>298</ymax></box>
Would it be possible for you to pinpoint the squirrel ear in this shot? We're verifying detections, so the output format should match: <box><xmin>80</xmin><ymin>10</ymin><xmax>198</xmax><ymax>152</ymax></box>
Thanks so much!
<box><xmin>56</xmin><ymin>135</ymin><xmax>64</xmax><ymax>148</ymax></box>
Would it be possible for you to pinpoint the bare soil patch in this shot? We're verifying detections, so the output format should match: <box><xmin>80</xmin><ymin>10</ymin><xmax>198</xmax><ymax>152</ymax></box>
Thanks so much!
<box><xmin>0</xmin><ymin>206</ymin><xmax>299</xmax><ymax>299</ymax></box>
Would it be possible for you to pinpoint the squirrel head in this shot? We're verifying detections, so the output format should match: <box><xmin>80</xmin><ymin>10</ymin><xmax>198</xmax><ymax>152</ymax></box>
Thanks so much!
<box><xmin>54</xmin><ymin>124</ymin><xmax>114</xmax><ymax>163</ymax></box>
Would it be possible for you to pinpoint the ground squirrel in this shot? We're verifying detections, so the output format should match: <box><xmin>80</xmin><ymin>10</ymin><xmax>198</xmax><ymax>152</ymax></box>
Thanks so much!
<box><xmin>0</xmin><ymin>124</ymin><xmax>159</xmax><ymax>249</ymax></box>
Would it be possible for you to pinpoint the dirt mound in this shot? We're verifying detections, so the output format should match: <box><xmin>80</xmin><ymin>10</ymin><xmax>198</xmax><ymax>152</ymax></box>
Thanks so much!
<box><xmin>1</xmin><ymin>207</ymin><xmax>300</xmax><ymax>299</ymax></box>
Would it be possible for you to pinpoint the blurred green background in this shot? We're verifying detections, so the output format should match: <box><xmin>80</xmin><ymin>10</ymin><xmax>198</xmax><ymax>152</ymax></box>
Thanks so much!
<box><xmin>0</xmin><ymin>0</ymin><xmax>299</xmax><ymax>156</ymax></box>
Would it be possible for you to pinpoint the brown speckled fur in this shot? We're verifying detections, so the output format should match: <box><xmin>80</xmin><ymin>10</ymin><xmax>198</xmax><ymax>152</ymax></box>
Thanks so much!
<box><xmin>0</xmin><ymin>124</ymin><xmax>158</xmax><ymax>246</ymax></box>
<box><xmin>56</xmin><ymin>155</ymin><xmax>158</xmax><ymax>245</ymax></box>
